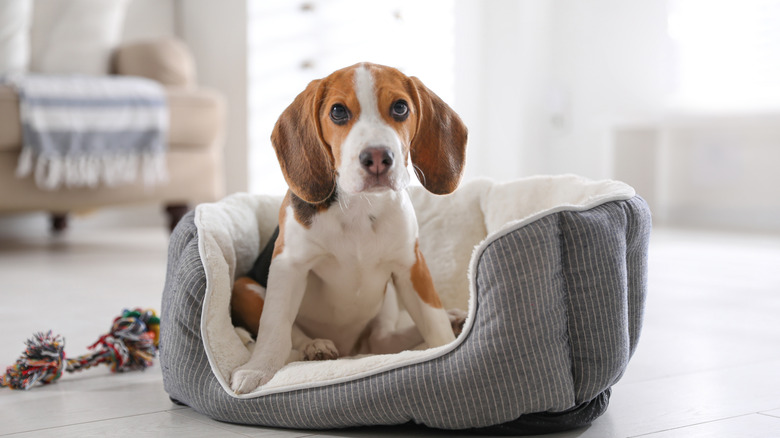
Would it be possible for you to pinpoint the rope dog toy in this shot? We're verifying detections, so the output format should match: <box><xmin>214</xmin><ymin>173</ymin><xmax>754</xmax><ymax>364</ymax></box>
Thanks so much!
<box><xmin>1</xmin><ymin>308</ymin><xmax>159</xmax><ymax>390</ymax></box>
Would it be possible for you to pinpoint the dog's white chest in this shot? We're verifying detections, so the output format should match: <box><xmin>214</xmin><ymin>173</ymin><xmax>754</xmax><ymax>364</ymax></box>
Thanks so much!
<box><xmin>293</xmin><ymin>192</ymin><xmax>417</xmax><ymax>350</ymax></box>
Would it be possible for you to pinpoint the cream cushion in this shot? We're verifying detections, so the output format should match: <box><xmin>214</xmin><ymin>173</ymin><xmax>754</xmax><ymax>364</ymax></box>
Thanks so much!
<box><xmin>30</xmin><ymin>0</ymin><xmax>129</xmax><ymax>75</ymax></box>
<box><xmin>114</xmin><ymin>38</ymin><xmax>197</xmax><ymax>89</ymax></box>
<box><xmin>0</xmin><ymin>0</ymin><xmax>32</xmax><ymax>74</ymax></box>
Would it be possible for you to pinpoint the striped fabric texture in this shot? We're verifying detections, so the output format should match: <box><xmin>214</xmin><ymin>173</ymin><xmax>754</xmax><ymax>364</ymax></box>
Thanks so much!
<box><xmin>7</xmin><ymin>74</ymin><xmax>167</xmax><ymax>189</ymax></box>
<box><xmin>160</xmin><ymin>196</ymin><xmax>651</xmax><ymax>432</ymax></box>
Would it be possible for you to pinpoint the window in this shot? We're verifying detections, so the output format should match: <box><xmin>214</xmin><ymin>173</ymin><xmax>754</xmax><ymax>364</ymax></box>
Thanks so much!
<box><xmin>667</xmin><ymin>0</ymin><xmax>780</xmax><ymax>111</ymax></box>
<box><xmin>247</xmin><ymin>0</ymin><xmax>456</xmax><ymax>195</ymax></box>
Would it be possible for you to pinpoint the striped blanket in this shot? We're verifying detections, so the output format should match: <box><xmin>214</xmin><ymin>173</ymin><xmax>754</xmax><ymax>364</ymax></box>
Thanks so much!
<box><xmin>8</xmin><ymin>74</ymin><xmax>168</xmax><ymax>190</ymax></box>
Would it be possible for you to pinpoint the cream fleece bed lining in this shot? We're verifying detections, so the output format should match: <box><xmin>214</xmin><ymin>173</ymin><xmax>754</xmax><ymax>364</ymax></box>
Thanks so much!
<box><xmin>193</xmin><ymin>175</ymin><xmax>636</xmax><ymax>399</ymax></box>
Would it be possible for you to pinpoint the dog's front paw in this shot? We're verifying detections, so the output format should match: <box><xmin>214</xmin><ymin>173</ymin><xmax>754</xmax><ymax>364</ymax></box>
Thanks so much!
<box><xmin>447</xmin><ymin>308</ymin><xmax>468</xmax><ymax>337</ymax></box>
<box><xmin>302</xmin><ymin>338</ymin><xmax>339</xmax><ymax>361</ymax></box>
<box><xmin>230</xmin><ymin>365</ymin><xmax>275</xmax><ymax>394</ymax></box>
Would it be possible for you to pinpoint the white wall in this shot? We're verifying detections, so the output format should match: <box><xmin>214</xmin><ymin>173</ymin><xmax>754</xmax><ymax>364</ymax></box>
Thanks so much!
<box><xmin>455</xmin><ymin>0</ymin><xmax>554</xmax><ymax>183</ymax></box>
<box><xmin>177</xmin><ymin>0</ymin><xmax>248</xmax><ymax>196</ymax></box>
<box><xmin>662</xmin><ymin>114</ymin><xmax>780</xmax><ymax>230</ymax></box>
<box><xmin>455</xmin><ymin>0</ymin><xmax>670</xmax><ymax>182</ymax></box>
<box><xmin>122</xmin><ymin>0</ymin><xmax>176</xmax><ymax>42</ymax></box>
<box><xmin>549</xmin><ymin>0</ymin><xmax>671</xmax><ymax>177</ymax></box>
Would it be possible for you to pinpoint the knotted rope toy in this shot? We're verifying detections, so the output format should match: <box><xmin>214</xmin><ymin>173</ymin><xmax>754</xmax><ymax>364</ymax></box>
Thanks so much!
<box><xmin>1</xmin><ymin>308</ymin><xmax>160</xmax><ymax>390</ymax></box>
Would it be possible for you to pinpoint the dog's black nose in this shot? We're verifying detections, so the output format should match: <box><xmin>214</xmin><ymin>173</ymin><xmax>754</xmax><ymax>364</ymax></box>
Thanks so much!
<box><xmin>359</xmin><ymin>147</ymin><xmax>394</xmax><ymax>176</ymax></box>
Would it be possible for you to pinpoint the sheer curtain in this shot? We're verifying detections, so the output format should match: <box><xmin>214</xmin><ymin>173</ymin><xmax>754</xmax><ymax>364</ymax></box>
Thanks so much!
<box><xmin>247</xmin><ymin>0</ymin><xmax>456</xmax><ymax>195</ymax></box>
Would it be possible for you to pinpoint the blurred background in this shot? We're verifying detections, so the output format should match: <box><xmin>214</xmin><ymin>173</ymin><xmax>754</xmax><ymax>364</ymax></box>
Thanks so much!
<box><xmin>3</xmin><ymin>0</ymin><xmax>780</xmax><ymax>233</ymax></box>
<box><xmin>2</xmin><ymin>2</ymin><xmax>778</xmax><ymax>435</ymax></box>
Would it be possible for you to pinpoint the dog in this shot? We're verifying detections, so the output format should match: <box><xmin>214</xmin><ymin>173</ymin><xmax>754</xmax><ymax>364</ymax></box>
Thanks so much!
<box><xmin>230</xmin><ymin>62</ymin><xmax>468</xmax><ymax>394</ymax></box>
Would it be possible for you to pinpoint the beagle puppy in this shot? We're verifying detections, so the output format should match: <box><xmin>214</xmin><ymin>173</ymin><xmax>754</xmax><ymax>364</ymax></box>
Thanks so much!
<box><xmin>230</xmin><ymin>62</ymin><xmax>467</xmax><ymax>394</ymax></box>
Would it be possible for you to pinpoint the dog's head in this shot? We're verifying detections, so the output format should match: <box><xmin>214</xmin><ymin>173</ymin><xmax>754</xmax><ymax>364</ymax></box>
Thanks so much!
<box><xmin>271</xmin><ymin>62</ymin><xmax>468</xmax><ymax>204</ymax></box>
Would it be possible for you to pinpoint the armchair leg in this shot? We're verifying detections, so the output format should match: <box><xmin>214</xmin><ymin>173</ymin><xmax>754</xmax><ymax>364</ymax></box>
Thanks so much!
<box><xmin>51</xmin><ymin>213</ymin><xmax>68</xmax><ymax>233</ymax></box>
<box><xmin>164</xmin><ymin>204</ymin><xmax>190</xmax><ymax>233</ymax></box>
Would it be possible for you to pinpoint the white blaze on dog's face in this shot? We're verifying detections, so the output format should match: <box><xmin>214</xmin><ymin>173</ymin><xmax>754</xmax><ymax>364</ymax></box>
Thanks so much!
<box><xmin>271</xmin><ymin>62</ymin><xmax>467</xmax><ymax>205</ymax></box>
<box><xmin>319</xmin><ymin>64</ymin><xmax>416</xmax><ymax>194</ymax></box>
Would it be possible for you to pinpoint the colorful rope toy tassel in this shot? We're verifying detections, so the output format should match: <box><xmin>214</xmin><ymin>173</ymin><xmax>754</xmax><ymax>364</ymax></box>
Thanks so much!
<box><xmin>1</xmin><ymin>308</ymin><xmax>160</xmax><ymax>390</ymax></box>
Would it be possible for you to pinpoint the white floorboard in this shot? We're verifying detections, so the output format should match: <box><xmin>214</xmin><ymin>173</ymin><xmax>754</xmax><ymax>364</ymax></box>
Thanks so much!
<box><xmin>7</xmin><ymin>411</ymin><xmax>248</xmax><ymax>438</ymax></box>
<box><xmin>636</xmin><ymin>414</ymin><xmax>780</xmax><ymax>438</ymax></box>
<box><xmin>1</xmin><ymin>224</ymin><xmax>779</xmax><ymax>437</ymax></box>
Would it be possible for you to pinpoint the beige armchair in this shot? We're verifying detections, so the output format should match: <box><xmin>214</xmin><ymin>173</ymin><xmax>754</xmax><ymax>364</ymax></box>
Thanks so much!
<box><xmin>0</xmin><ymin>38</ymin><xmax>225</xmax><ymax>231</ymax></box>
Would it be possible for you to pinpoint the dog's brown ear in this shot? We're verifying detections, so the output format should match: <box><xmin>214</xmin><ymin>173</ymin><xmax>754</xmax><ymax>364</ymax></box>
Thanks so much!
<box><xmin>408</xmin><ymin>76</ymin><xmax>468</xmax><ymax>195</ymax></box>
<box><xmin>271</xmin><ymin>79</ymin><xmax>336</xmax><ymax>204</ymax></box>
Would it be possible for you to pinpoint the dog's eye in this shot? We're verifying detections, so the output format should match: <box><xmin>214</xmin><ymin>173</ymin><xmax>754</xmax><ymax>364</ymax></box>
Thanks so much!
<box><xmin>330</xmin><ymin>104</ymin><xmax>350</xmax><ymax>125</ymax></box>
<box><xmin>391</xmin><ymin>100</ymin><xmax>409</xmax><ymax>122</ymax></box>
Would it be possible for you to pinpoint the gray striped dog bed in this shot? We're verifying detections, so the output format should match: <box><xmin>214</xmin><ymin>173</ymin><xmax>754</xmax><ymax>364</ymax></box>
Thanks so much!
<box><xmin>160</xmin><ymin>175</ymin><xmax>651</xmax><ymax>433</ymax></box>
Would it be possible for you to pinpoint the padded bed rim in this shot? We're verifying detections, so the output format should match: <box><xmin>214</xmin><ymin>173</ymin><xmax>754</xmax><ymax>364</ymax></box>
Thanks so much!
<box><xmin>196</xmin><ymin>185</ymin><xmax>638</xmax><ymax>399</ymax></box>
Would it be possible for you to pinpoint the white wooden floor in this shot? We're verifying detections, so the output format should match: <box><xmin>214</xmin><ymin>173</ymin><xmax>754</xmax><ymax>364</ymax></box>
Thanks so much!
<box><xmin>1</xmin><ymin>222</ymin><xmax>779</xmax><ymax>437</ymax></box>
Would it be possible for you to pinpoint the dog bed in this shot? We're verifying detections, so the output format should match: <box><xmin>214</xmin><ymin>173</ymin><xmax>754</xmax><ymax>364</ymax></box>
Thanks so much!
<box><xmin>160</xmin><ymin>175</ymin><xmax>651</xmax><ymax>434</ymax></box>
